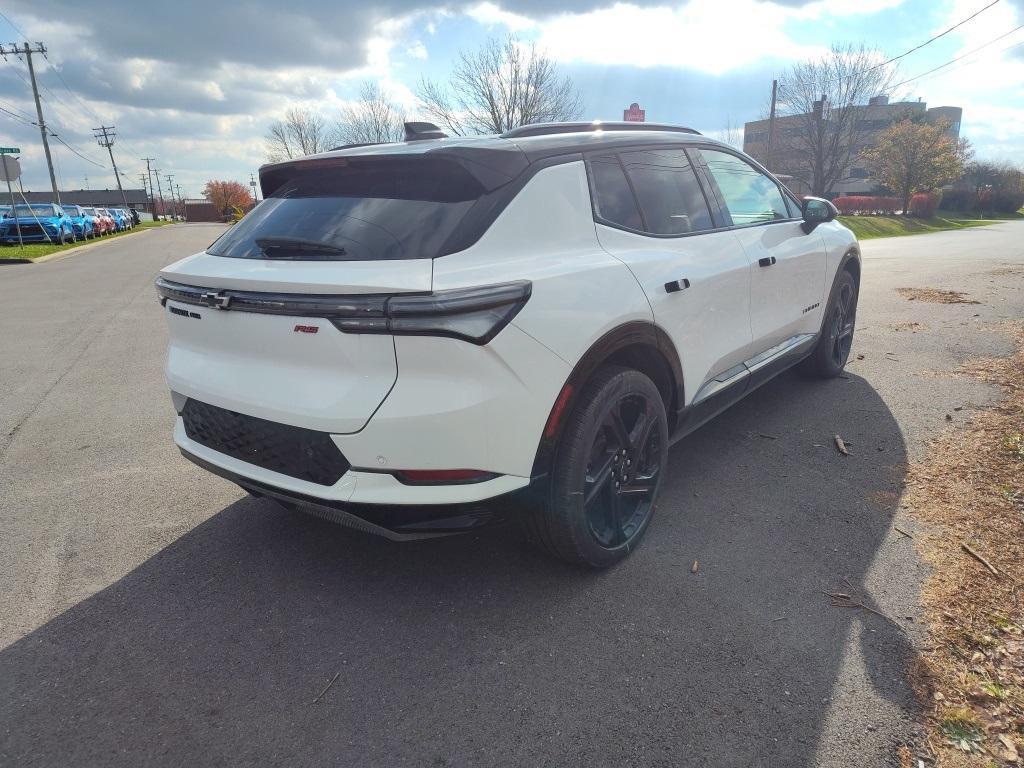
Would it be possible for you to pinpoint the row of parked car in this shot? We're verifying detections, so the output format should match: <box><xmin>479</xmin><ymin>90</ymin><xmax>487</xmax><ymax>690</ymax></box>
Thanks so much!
<box><xmin>0</xmin><ymin>203</ymin><xmax>141</xmax><ymax>244</ymax></box>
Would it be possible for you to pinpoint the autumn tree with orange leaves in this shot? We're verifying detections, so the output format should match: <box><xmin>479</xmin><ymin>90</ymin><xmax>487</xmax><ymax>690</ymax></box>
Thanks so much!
<box><xmin>203</xmin><ymin>180</ymin><xmax>253</xmax><ymax>216</ymax></box>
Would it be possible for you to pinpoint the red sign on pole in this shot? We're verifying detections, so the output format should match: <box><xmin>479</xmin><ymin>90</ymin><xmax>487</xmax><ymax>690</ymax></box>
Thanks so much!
<box><xmin>623</xmin><ymin>102</ymin><xmax>645</xmax><ymax>122</ymax></box>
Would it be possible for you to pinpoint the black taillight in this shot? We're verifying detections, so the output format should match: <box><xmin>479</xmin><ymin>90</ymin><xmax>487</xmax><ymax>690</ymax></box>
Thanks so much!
<box><xmin>333</xmin><ymin>281</ymin><xmax>531</xmax><ymax>345</ymax></box>
<box><xmin>156</xmin><ymin>278</ymin><xmax>531</xmax><ymax>346</ymax></box>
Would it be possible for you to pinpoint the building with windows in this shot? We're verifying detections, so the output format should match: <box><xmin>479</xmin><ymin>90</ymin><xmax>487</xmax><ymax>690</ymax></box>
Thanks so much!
<box><xmin>742</xmin><ymin>96</ymin><xmax>963</xmax><ymax>196</ymax></box>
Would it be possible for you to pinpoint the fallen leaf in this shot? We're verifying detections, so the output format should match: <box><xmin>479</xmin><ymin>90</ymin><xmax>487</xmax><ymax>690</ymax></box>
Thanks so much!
<box><xmin>691</xmin><ymin>560</ymin><xmax>699</xmax><ymax>573</ymax></box>
<box><xmin>834</xmin><ymin>435</ymin><xmax>850</xmax><ymax>456</ymax></box>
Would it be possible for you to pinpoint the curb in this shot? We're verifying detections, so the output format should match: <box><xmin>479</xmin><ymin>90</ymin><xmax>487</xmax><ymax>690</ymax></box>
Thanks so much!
<box><xmin>30</xmin><ymin>226</ymin><xmax>161</xmax><ymax>264</ymax></box>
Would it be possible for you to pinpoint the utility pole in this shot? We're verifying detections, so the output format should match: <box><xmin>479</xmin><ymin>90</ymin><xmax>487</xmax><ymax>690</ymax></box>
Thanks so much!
<box><xmin>766</xmin><ymin>78</ymin><xmax>778</xmax><ymax>173</ymax></box>
<box><xmin>142</xmin><ymin>158</ymin><xmax>158</xmax><ymax>218</ymax></box>
<box><xmin>250</xmin><ymin>172</ymin><xmax>260</xmax><ymax>202</ymax></box>
<box><xmin>176</xmin><ymin>183</ymin><xmax>187</xmax><ymax>222</ymax></box>
<box><xmin>94</xmin><ymin>126</ymin><xmax>129</xmax><ymax>209</ymax></box>
<box><xmin>0</xmin><ymin>42</ymin><xmax>60</xmax><ymax>203</ymax></box>
<box><xmin>152</xmin><ymin>165</ymin><xmax>166</xmax><ymax>220</ymax></box>
<box><xmin>164</xmin><ymin>174</ymin><xmax>177</xmax><ymax>220</ymax></box>
<box><xmin>84</xmin><ymin>175</ymin><xmax>89</xmax><ymax>190</ymax></box>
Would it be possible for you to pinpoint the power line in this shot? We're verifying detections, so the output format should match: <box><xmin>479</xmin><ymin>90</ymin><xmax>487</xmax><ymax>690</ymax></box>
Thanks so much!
<box><xmin>871</xmin><ymin>0</ymin><xmax>1003</xmax><ymax>71</ymax></box>
<box><xmin>0</xmin><ymin>102</ymin><xmax>34</xmax><ymax>126</ymax></box>
<box><xmin>0</xmin><ymin>9</ymin><xmax>29</xmax><ymax>39</ymax></box>
<box><xmin>49</xmin><ymin>132</ymin><xmax>106</xmax><ymax>169</ymax></box>
<box><xmin>909</xmin><ymin>38</ymin><xmax>1024</xmax><ymax>87</ymax></box>
<box><xmin>891</xmin><ymin>24</ymin><xmax>1024</xmax><ymax>89</ymax></box>
<box><xmin>815</xmin><ymin>0</ymin><xmax>1006</xmax><ymax>86</ymax></box>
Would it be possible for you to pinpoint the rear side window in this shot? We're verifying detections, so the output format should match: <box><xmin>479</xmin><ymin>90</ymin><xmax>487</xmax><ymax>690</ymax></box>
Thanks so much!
<box><xmin>619</xmin><ymin>149</ymin><xmax>713</xmax><ymax>235</ymax></box>
<box><xmin>209</xmin><ymin>157</ymin><xmax>486</xmax><ymax>261</ymax></box>
<box><xmin>589</xmin><ymin>155</ymin><xmax>643</xmax><ymax>231</ymax></box>
<box><xmin>700</xmin><ymin>149</ymin><xmax>790</xmax><ymax>226</ymax></box>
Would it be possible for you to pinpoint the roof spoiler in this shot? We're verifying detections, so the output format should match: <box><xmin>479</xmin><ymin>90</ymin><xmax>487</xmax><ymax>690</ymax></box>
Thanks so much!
<box><xmin>404</xmin><ymin>122</ymin><xmax>448</xmax><ymax>141</ymax></box>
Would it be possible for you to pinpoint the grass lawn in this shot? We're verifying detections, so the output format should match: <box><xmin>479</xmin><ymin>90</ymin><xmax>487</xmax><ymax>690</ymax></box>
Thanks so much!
<box><xmin>937</xmin><ymin>208</ymin><xmax>1024</xmax><ymax>221</ymax></box>
<box><xmin>838</xmin><ymin>213</ymin><xmax>996</xmax><ymax>240</ymax></box>
<box><xmin>0</xmin><ymin>220</ymin><xmax>174</xmax><ymax>261</ymax></box>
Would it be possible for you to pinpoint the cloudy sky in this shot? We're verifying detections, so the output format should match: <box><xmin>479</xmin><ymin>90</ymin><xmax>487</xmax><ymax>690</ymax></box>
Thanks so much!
<box><xmin>0</xmin><ymin>0</ymin><xmax>1020</xmax><ymax>198</ymax></box>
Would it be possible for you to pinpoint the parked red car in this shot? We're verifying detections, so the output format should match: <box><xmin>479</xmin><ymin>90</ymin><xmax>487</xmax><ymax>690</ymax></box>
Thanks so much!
<box><xmin>83</xmin><ymin>207</ymin><xmax>115</xmax><ymax>235</ymax></box>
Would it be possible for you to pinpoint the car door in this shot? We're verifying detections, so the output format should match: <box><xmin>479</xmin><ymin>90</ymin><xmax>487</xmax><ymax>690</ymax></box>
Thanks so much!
<box><xmin>697</xmin><ymin>148</ymin><xmax>827</xmax><ymax>358</ymax></box>
<box><xmin>588</xmin><ymin>148</ymin><xmax>756</xmax><ymax>415</ymax></box>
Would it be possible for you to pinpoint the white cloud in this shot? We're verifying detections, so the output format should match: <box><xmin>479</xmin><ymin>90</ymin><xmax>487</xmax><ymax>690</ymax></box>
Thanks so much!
<box><xmin>406</xmin><ymin>41</ymin><xmax>429</xmax><ymax>59</ymax></box>
<box><xmin>537</xmin><ymin>0</ymin><xmax>826</xmax><ymax>74</ymax></box>
<box><xmin>465</xmin><ymin>1</ymin><xmax>536</xmax><ymax>31</ymax></box>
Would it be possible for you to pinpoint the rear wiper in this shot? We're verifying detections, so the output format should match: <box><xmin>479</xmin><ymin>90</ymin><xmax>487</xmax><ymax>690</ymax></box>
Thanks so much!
<box><xmin>254</xmin><ymin>237</ymin><xmax>347</xmax><ymax>258</ymax></box>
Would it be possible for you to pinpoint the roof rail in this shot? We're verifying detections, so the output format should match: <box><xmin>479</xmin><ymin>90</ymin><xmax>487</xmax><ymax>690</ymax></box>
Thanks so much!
<box><xmin>328</xmin><ymin>141</ymin><xmax>381</xmax><ymax>152</ymax></box>
<box><xmin>500</xmin><ymin>121</ymin><xmax>701</xmax><ymax>139</ymax></box>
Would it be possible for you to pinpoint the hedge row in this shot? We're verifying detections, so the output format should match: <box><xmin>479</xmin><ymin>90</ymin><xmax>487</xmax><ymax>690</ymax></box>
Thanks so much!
<box><xmin>832</xmin><ymin>196</ymin><xmax>901</xmax><ymax>215</ymax></box>
<box><xmin>941</xmin><ymin>188</ymin><xmax>1024</xmax><ymax>214</ymax></box>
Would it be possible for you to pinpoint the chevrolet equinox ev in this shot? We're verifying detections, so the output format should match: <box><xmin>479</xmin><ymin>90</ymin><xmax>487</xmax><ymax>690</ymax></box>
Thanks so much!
<box><xmin>157</xmin><ymin>121</ymin><xmax>859</xmax><ymax>568</ymax></box>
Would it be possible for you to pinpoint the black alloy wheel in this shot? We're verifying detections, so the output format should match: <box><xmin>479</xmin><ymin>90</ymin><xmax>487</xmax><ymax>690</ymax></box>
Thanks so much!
<box><xmin>582</xmin><ymin>391</ymin><xmax>663</xmax><ymax>548</ymax></box>
<box><xmin>525</xmin><ymin>366</ymin><xmax>669</xmax><ymax>568</ymax></box>
<box><xmin>799</xmin><ymin>269</ymin><xmax>858</xmax><ymax>378</ymax></box>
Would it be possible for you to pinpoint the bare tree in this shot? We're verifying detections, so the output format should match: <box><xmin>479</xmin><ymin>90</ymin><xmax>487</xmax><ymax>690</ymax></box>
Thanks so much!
<box><xmin>417</xmin><ymin>36</ymin><xmax>583</xmax><ymax>135</ymax></box>
<box><xmin>720</xmin><ymin>116</ymin><xmax>744</xmax><ymax>150</ymax></box>
<box><xmin>333</xmin><ymin>82</ymin><xmax>406</xmax><ymax>146</ymax></box>
<box><xmin>265</xmin><ymin>107</ymin><xmax>331</xmax><ymax>162</ymax></box>
<box><xmin>776</xmin><ymin>44</ymin><xmax>898</xmax><ymax>197</ymax></box>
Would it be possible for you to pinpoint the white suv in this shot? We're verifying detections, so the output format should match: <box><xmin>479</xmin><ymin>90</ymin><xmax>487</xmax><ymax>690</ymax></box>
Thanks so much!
<box><xmin>157</xmin><ymin>121</ymin><xmax>859</xmax><ymax>567</ymax></box>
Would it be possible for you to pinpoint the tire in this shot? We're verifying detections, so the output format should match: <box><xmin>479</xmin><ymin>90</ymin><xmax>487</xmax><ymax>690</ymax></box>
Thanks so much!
<box><xmin>524</xmin><ymin>366</ymin><xmax>669</xmax><ymax>568</ymax></box>
<box><xmin>799</xmin><ymin>269</ymin><xmax>858</xmax><ymax>378</ymax></box>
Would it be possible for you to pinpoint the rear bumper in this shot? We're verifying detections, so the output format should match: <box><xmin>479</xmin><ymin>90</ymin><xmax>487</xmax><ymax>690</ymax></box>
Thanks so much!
<box><xmin>174</xmin><ymin>415</ymin><xmax>531</xmax><ymax>506</ymax></box>
<box><xmin>180</xmin><ymin>447</ymin><xmax>527</xmax><ymax>540</ymax></box>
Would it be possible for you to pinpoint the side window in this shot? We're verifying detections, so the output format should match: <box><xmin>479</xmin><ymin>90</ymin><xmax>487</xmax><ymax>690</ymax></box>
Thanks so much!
<box><xmin>700</xmin><ymin>149</ymin><xmax>790</xmax><ymax>226</ymax></box>
<box><xmin>588</xmin><ymin>154</ymin><xmax>643</xmax><ymax>231</ymax></box>
<box><xmin>619</xmin><ymin>149</ymin><xmax>713</xmax><ymax>235</ymax></box>
<box><xmin>784</xmin><ymin>193</ymin><xmax>802</xmax><ymax>218</ymax></box>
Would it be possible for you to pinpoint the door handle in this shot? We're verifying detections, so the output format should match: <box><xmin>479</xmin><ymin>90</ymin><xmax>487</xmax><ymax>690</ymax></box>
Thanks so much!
<box><xmin>758</xmin><ymin>256</ymin><xmax>777</xmax><ymax>267</ymax></box>
<box><xmin>664</xmin><ymin>278</ymin><xmax>690</xmax><ymax>293</ymax></box>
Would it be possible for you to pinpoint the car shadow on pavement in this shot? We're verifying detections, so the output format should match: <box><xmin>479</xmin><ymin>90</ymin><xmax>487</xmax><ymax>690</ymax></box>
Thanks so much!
<box><xmin>0</xmin><ymin>370</ymin><xmax>917</xmax><ymax>767</ymax></box>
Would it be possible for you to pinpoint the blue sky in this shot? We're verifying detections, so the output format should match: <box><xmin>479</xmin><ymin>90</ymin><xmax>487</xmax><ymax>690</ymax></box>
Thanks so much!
<box><xmin>0</xmin><ymin>0</ymin><xmax>1020</xmax><ymax>196</ymax></box>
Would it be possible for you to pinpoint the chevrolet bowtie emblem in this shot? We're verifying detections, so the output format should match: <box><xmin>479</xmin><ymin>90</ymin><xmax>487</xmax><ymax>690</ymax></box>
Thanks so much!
<box><xmin>200</xmin><ymin>291</ymin><xmax>232</xmax><ymax>310</ymax></box>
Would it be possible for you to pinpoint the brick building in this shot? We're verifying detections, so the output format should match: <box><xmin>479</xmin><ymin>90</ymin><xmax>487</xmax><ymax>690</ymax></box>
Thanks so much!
<box><xmin>743</xmin><ymin>96</ymin><xmax>963</xmax><ymax>196</ymax></box>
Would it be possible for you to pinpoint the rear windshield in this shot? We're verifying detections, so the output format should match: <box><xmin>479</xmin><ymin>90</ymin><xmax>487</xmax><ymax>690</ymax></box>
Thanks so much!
<box><xmin>208</xmin><ymin>157</ymin><xmax>485</xmax><ymax>261</ymax></box>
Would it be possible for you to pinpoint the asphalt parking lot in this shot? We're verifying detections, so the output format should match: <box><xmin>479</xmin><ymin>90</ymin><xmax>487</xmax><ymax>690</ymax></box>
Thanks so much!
<box><xmin>1</xmin><ymin>221</ymin><xmax>1023</xmax><ymax>767</ymax></box>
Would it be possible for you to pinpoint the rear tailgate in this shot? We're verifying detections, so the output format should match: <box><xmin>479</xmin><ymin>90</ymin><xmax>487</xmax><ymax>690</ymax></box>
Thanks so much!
<box><xmin>160</xmin><ymin>255</ymin><xmax>434</xmax><ymax>435</ymax></box>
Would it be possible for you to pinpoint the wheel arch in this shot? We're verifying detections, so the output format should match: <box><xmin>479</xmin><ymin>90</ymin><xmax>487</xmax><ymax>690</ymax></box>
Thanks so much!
<box><xmin>840</xmin><ymin>247</ymin><xmax>861</xmax><ymax>289</ymax></box>
<box><xmin>530</xmin><ymin>321</ymin><xmax>684</xmax><ymax>479</ymax></box>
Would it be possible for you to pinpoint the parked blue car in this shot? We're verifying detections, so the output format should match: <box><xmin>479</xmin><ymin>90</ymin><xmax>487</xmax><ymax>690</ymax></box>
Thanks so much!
<box><xmin>109</xmin><ymin>208</ymin><xmax>128</xmax><ymax>232</ymax></box>
<box><xmin>65</xmin><ymin>205</ymin><xmax>97</xmax><ymax>240</ymax></box>
<box><xmin>0</xmin><ymin>203</ymin><xmax>75</xmax><ymax>244</ymax></box>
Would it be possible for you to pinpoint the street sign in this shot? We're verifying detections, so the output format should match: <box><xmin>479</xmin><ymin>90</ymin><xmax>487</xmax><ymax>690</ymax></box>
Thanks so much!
<box><xmin>0</xmin><ymin>156</ymin><xmax>21</xmax><ymax>182</ymax></box>
<box><xmin>623</xmin><ymin>102</ymin><xmax>645</xmax><ymax>123</ymax></box>
<box><xmin>0</xmin><ymin>147</ymin><xmax>20</xmax><ymax>154</ymax></box>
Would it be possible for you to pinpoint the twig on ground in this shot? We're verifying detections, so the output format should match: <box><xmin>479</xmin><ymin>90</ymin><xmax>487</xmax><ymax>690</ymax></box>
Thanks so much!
<box><xmin>313</xmin><ymin>672</ymin><xmax>340</xmax><ymax>703</ymax></box>
<box><xmin>893</xmin><ymin>525</ymin><xmax>914</xmax><ymax>539</ymax></box>
<box><xmin>758</xmin><ymin>433</ymin><xmax>778</xmax><ymax>440</ymax></box>
<box><xmin>834</xmin><ymin>435</ymin><xmax>850</xmax><ymax>455</ymax></box>
<box><xmin>823</xmin><ymin>579</ymin><xmax>910</xmax><ymax>636</ymax></box>
<box><xmin>960</xmin><ymin>542</ymin><xmax>1000</xmax><ymax>577</ymax></box>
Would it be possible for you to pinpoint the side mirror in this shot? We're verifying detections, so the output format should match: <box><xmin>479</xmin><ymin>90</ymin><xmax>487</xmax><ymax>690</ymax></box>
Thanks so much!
<box><xmin>801</xmin><ymin>196</ymin><xmax>838</xmax><ymax>233</ymax></box>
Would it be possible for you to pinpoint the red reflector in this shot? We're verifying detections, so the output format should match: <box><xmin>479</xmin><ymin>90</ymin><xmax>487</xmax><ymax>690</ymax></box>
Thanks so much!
<box><xmin>544</xmin><ymin>383</ymin><xmax>574</xmax><ymax>439</ymax></box>
<box><xmin>394</xmin><ymin>469</ymin><xmax>494</xmax><ymax>485</ymax></box>
<box><xmin>294</xmin><ymin>325</ymin><xmax>319</xmax><ymax>334</ymax></box>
